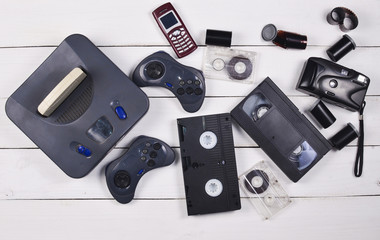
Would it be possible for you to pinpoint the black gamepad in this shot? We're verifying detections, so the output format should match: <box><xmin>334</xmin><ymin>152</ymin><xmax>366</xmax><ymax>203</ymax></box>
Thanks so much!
<box><xmin>132</xmin><ymin>51</ymin><xmax>206</xmax><ymax>113</ymax></box>
<box><xmin>105</xmin><ymin>136</ymin><xmax>175</xmax><ymax>204</ymax></box>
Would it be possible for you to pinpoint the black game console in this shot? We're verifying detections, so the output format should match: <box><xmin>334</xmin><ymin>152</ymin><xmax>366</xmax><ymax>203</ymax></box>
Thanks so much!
<box><xmin>297</xmin><ymin>57</ymin><xmax>370</xmax><ymax>111</ymax></box>
<box><xmin>5</xmin><ymin>34</ymin><xmax>149</xmax><ymax>178</ymax></box>
<box><xmin>231</xmin><ymin>77</ymin><xmax>332</xmax><ymax>182</ymax></box>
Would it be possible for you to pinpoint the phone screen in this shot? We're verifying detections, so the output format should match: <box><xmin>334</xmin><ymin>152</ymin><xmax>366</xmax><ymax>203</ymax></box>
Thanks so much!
<box><xmin>160</xmin><ymin>12</ymin><xmax>179</xmax><ymax>29</ymax></box>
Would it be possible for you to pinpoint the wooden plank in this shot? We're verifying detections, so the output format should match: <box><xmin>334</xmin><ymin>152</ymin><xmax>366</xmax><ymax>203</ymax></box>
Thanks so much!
<box><xmin>0</xmin><ymin>46</ymin><xmax>379</xmax><ymax>99</ymax></box>
<box><xmin>1</xmin><ymin>0</ymin><xmax>379</xmax><ymax>239</ymax></box>
<box><xmin>0</xmin><ymin>197</ymin><xmax>379</xmax><ymax>240</ymax></box>
<box><xmin>0</xmin><ymin>0</ymin><xmax>379</xmax><ymax>47</ymax></box>
<box><xmin>1</xmin><ymin>96</ymin><xmax>379</xmax><ymax>149</ymax></box>
<box><xmin>0</xmin><ymin>146</ymin><xmax>379</xmax><ymax>200</ymax></box>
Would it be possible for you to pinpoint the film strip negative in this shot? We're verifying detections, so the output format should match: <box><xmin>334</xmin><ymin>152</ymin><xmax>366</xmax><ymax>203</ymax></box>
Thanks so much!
<box><xmin>231</xmin><ymin>77</ymin><xmax>332</xmax><ymax>182</ymax></box>
<box><xmin>239</xmin><ymin>161</ymin><xmax>292</xmax><ymax>220</ymax></box>
<box><xmin>326</xmin><ymin>7</ymin><xmax>359</xmax><ymax>32</ymax></box>
<box><xmin>177</xmin><ymin>113</ymin><xmax>241</xmax><ymax>215</ymax></box>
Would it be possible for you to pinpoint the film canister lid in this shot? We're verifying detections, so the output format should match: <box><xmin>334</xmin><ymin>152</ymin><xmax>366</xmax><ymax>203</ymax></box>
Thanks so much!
<box><xmin>330</xmin><ymin>123</ymin><xmax>359</xmax><ymax>150</ymax></box>
<box><xmin>326</xmin><ymin>34</ymin><xmax>356</xmax><ymax>62</ymax></box>
<box><xmin>205</xmin><ymin>29</ymin><xmax>232</xmax><ymax>47</ymax></box>
<box><xmin>310</xmin><ymin>100</ymin><xmax>336</xmax><ymax>128</ymax></box>
<box><xmin>261</xmin><ymin>24</ymin><xmax>278</xmax><ymax>41</ymax></box>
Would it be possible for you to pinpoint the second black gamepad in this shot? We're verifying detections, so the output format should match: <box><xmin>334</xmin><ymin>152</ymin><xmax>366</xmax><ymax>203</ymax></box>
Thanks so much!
<box><xmin>105</xmin><ymin>135</ymin><xmax>175</xmax><ymax>204</ymax></box>
<box><xmin>132</xmin><ymin>51</ymin><xmax>206</xmax><ymax>113</ymax></box>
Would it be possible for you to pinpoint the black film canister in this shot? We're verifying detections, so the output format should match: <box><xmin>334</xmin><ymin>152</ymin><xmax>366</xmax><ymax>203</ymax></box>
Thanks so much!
<box><xmin>326</xmin><ymin>34</ymin><xmax>356</xmax><ymax>62</ymax></box>
<box><xmin>276</xmin><ymin>31</ymin><xmax>307</xmax><ymax>49</ymax></box>
<box><xmin>330</xmin><ymin>123</ymin><xmax>359</xmax><ymax>150</ymax></box>
<box><xmin>205</xmin><ymin>29</ymin><xmax>232</xmax><ymax>47</ymax></box>
<box><xmin>261</xmin><ymin>24</ymin><xmax>307</xmax><ymax>49</ymax></box>
<box><xmin>310</xmin><ymin>101</ymin><xmax>336</xmax><ymax>128</ymax></box>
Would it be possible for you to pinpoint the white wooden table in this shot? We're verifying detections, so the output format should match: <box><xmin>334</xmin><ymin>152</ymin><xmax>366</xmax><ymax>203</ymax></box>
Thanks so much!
<box><xmin>1</xmin><ymin>1</ymin><xmax>379</xmax><ymax>239</ymax></box>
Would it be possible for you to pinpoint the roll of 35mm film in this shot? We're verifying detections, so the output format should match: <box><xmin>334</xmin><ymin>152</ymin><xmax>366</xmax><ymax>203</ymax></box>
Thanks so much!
<box><xmin>261</xmin><ymin>24</ymin><xmax>307</xmax><ymax>50</ymax></box>
<box><xmin>326</xmin><ymin>7</ymin><xmax>359</xmax><ymax>32</ymax></box>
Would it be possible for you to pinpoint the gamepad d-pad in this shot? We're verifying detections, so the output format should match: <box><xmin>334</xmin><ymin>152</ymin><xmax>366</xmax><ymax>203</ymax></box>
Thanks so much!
<box><xmin>132</xmin><ymin>51</ymin><xmax>206</xmax><ymax>113</ymax></box>
<box><xmin>105</xmin><ymin>136</ymin><xmax>175</xmax><ymax>204</ymax></box>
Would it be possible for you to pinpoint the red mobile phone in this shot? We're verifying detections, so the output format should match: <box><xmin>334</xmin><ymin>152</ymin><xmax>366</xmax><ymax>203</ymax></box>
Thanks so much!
<box><xmin>152</xmin><ymin>2</ymin><xmax>198</xmax><ymax>58</ymax></box>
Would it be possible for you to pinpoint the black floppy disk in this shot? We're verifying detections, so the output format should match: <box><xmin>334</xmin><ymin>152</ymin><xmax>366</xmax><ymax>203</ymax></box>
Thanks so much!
<box><xmin>177</xmin><ymin>113</ymin><xmax>241</xmax><ymax>215</ymax></box>
<box><xmin>5</xmin><ymin>34</ymin><xmax>149</xmax><ymax>178</ymax></box>
<box><xmin>231</xmin><ymin>77</ymin><xmax>332</xmax><ymax>182</ymax></box>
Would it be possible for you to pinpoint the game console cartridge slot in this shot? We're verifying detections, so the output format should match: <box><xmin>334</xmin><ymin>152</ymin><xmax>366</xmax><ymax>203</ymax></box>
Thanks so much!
<box><xmin>37</xmin><ymin>67</ymin><xmax>87</xmax><ymax>117</ymax></box>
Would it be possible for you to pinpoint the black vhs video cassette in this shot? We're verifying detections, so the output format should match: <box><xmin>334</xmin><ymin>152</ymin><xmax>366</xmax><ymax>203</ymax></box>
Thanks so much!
<box><xmin>231</xmin><ymin>77</ymin><xmax>332</xmax><ymax>182</ymax></box>
<box><xmin>177</xmin><ymin>113</ymin><xmax>241</xmax><ymax>215</ymax></box>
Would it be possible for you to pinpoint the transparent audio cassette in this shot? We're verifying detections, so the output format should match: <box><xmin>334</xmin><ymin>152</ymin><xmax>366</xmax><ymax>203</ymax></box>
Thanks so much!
<box><xmin>203</xmin><ymin>46</ymin><xmax>257</xmax><ymax>84</ymax></box>
<box><xmin>239</xmin><ymin>161</ymin><xmax>292</xmax><ymax>220</ymax></box>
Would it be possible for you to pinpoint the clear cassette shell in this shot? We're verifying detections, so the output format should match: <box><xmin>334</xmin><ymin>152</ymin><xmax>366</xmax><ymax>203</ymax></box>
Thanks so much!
<box><xmin>202</xmin><ymin>46</ymin><xmax>257</xmax><ymax>84</ymax></box>
<box><xmin>239</xmin><ymin>161</ymin><xmax>292</xmax><ymax>220</ymax></box>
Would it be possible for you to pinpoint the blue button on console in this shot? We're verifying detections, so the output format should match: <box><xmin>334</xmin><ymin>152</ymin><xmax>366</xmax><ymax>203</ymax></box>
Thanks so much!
<box><xmin>165</xmin><ymin>82</ymin><xmax>173</xmax><ymax>88</ymax></box>
<box><xmin>77</xmin><ymin>145</ymin><xmax>92</xmax><ymax>157</ymax></box>
<box><xmin>115</xmin><ymin>106</ymin><xmax>127</xmax><ymax>120</ymax></box>
<box><xmin>83</xmin><ymin>148</ymin><xmax>92</xmax><ymax>157</ymax></box>
<box><xmin>77</xmin><ymin>145</ymin><xmax>85</xmax><ymax>154</ymax></box>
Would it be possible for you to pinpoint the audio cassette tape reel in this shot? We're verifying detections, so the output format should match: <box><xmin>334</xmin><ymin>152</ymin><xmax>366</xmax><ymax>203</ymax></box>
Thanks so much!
<box><xmin>177</xmin><ymin>113</ymin><xmax>241</xmax><ymax>215</ymax></box>
<box><xmin>203</xmin><ymin>46</ymin><xmax>257</xmax><ymax>84</ymax></box>
<box><xmin>239</xmin><ymin>161</ymin><xmax>292</xmax><ymax>220</ymax></box>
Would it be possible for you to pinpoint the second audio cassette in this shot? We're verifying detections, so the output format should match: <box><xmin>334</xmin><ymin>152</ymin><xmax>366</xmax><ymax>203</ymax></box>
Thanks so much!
<box><xmin>239</xmin><ymin>161</ymin><xmax>292</xmax><ymax>220</ymax></box>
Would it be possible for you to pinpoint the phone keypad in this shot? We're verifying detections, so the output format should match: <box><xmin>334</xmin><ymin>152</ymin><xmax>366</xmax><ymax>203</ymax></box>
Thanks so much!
<box><xmin>169</xmin><ymin>27</ymin><xmax>195</xmax><ymax>53</ymax></box>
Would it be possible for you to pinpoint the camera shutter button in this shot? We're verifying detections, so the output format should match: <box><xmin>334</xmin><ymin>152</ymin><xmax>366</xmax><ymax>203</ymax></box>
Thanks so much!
<box><xmin>329</xmin><ymin>79</ymin><xmax>338</xmax><ymax>88</ymax></box>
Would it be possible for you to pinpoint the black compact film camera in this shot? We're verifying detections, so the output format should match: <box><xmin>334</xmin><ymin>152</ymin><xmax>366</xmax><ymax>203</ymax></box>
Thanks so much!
<box><xmin>297</xmin><ymin>57</ymin><xmax>370</xmax><ymax>111</ymax></box>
